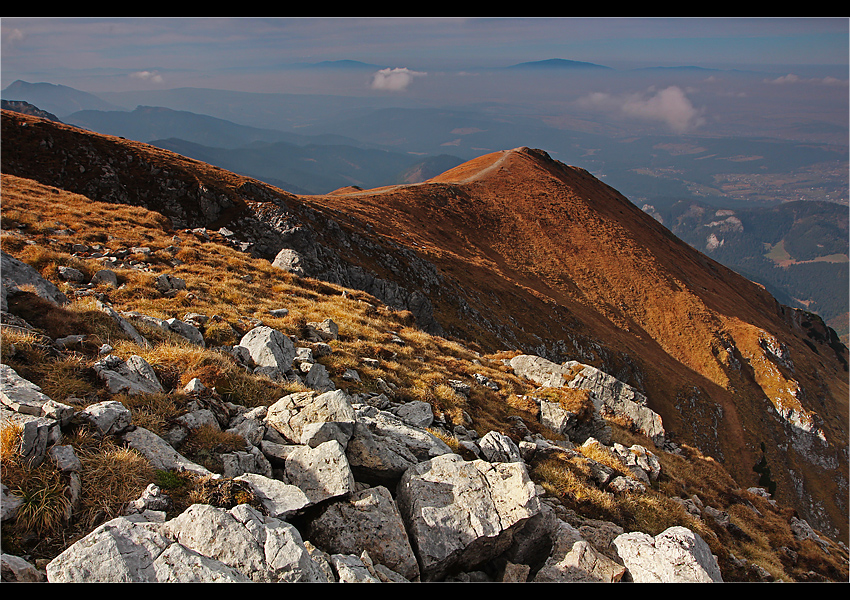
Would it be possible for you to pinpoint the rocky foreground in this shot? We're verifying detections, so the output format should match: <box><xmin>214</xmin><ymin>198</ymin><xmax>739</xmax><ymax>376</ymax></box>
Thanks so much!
<box><xmin>3</xmin><ymin>247</ymin><xmax>840</xmax><ymax>583</ymax></box>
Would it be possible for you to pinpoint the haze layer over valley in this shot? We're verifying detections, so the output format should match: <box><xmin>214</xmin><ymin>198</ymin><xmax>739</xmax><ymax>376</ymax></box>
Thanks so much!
<box><xmin>4</xmin><ymin>35</ymin><xmax>847</xmax><ymax>339</ymax></box>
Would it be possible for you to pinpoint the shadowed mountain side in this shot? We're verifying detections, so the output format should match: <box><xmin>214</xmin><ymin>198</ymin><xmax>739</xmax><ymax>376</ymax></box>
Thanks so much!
<box><xmin>1</xmin><ymin>112</ymin><xmax>846</xmax><ymax>542</ymax></box>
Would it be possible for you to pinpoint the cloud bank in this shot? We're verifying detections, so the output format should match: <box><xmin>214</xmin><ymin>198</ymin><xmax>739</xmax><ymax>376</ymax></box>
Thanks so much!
<box><xmin>370</xmin><ymin>67</ymin><xmax>426</xmax><ymax>91</ymax></box>
<box><xmin>765</xmin><ymin>73</ymin><xmax>846</xmax><ymax>86</ymax></box>
<box><xmin>576</xmin><ymin>85</ymin><xmax>706</xmax><ymax>133</ymax></box>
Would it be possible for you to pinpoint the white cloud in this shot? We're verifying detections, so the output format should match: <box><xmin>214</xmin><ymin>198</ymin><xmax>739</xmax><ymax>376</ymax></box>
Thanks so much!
<box><xmin>130</xmin><ymin>70</ymin><xmax>165</xmax><ymax>84</ymax></box>
<box><xmin>766</xmin><ymin>73</ymin><xmax>847</xmax><ymax>86</ymax></box>
<box><xmin>1</xmin><ymin>27</ymin><xmax>25</xmax><ymax>50</ymax></box>
<box><xmin>766</xmin><ymin>73</ymin><xmax>801</xmax><ymax>85</ymax></box>
<box><xmin>576</xmin><ymin>86</ymin><xmax>705</xmax><ymax>134</ymax></box>
<box><xmin>370</xmin><ymin>67</ymin><xmax>426</xmax><ymax>91</ymax></box>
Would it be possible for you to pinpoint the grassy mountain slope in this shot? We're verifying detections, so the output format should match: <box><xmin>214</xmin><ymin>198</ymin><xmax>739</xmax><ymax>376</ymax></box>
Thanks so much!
<box><xmin>1</xmin><ymin>110</ymin><xmax>847</xmax><ymax>545</ymax></box>
<box><xmin>642</xmin><ymin>198</ymin><xmax>849</xmax><ymax>342</ymax></box>
<box><xmin>2</xmin><ymin>173</ymin><xmax>847</xmax><ymax>581</ymax></box>
<box><xmin>305</xmin><ymin>148</ymin><xmax>850</xmax><ymax>542</ymax></box>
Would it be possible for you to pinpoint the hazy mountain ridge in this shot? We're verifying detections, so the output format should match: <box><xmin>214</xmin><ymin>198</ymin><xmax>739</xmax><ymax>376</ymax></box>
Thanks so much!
<box><xmin>147</xmin><ymin>137</ymin><xmax>464</xmax><ymax>195</ymax></box>
<box><xmin>55</xmin><ymin>103</ymin><xmax>467</xmax><ymax>195</ymax></box>
<box><xmin>2</xmin><ymin>110</ymin><xmax>846</xmax><ymax>545</ymax></box>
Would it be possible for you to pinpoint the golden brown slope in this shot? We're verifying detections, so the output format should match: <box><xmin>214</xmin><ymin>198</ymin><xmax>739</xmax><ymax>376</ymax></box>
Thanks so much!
<box><xmin>305</xmin><ymin>147</ymin><xmax>849</xmax><ymax>542</ymax></box>
<box><xmin>1</xmin><ymin>109</ymin><xmax>845</xmax><ymax>543</ymax></box>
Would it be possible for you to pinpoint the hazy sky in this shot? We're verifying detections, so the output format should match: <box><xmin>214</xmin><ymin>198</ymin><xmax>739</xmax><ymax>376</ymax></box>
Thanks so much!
<box><xmin>2</xmin><ymin>17</ymin><xmax>848</xmax><ymax>94</ymax></box>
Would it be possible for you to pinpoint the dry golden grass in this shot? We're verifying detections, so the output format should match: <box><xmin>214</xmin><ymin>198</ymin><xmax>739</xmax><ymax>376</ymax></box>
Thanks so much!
<box><xmin>6</xmin><ymin>463</ymin><xmax>71</xmax><ymax>537</ymax></box>
<box><xmin>0</xmin><ymin>421</ymin><xmax>25</xmax><ymax>464</ymax></box>
<box><xmin>1</xmin><ymin>163</ymin><xmax>847</xmax><ymax>580</ymax></box>
<box><xmin>116</xmin><ymin>392</ymin><xmax>187</xmax><ymax>437</ymax></box>
<box><xmin>184</xmin><ymin>475</ymin><xmax>259</xmax><ymax>512</ymax></box>
<box><xmin>31</xmin><ymin>354</ymin><xmax>98</xmax><ymax>403</ymax></box>
<box><xmin>1</xmin><ymin>423</ymin><xmax>71</xmax><ymax>538</ymax></box>
<box><xmin>75</xmin><ymin>438</ymin><xmax>157</xmax><ymax>530</ymax></box>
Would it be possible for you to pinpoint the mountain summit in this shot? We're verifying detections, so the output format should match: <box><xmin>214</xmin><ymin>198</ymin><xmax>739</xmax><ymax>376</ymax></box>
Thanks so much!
<box><xmin>306</xmin><ymin>146</ymin><xmax>849</xmax><ymax>537</ymax></box>
<box><xmin>1</xmin><ymin>110</ymin><xmax>847</xmax><ymax>547</ymax></box>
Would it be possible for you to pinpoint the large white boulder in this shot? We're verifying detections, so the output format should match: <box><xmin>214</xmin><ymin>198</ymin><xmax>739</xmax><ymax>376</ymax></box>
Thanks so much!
<box><xmin>46</xmin><ymin>504</ymin><xmax>332</xmax><ymax>583</ymax></box>
<box><xmin>613</xmin><ymin>526</ymin><xmax>723</xmax><ymax>583</ymax></box>
<box><xmin>239</xmin><ymin>326</ymin><xmax>295</xmax><ymax>375</ymax></box>
<box><xmin>396</xmin><ymin>453</ymin><xmax>541</xmax><ymax>581</ymax></box>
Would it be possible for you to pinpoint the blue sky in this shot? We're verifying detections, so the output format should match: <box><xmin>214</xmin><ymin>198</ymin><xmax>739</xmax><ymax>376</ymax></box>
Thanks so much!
<box><xmin>2</xmin><ymin>17</ymin><xmax>848</xmax><ymax>94</ymax></box>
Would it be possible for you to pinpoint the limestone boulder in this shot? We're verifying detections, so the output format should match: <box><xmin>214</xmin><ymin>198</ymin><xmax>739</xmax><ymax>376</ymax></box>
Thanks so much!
<box><xmin>93</xmin><ymin>355</ymin><xmax>163</xmax><ymax>396</ymax></box>
<box><xmin>46</xmin><ymin>504</ymin><xmax>331</xmax><ymax>583</ymax></box>
<box><xmin>1</xmin><ymin>364</ymin><xmax>74</xmax><ymax>425</ymax></box>
<box><xmin>613</xmin><ymin>526</ymin><xmax>723</xmax><ymax>583</ymax></box>
<box><xmin>306</xmin><ymin>485</ymin><xmax>420</xmax><ymax>581</ymax></box>
<box><xmin>233</xmin><ymin>473</ymin><xmax>312</xmax><ymax>520</ymax></box>
<box><xmin>396</xmin><ymin>453</ymin><xmax>541</xmax><ymax>581</ymax></box>
<box><xmin>265</xmin><ymin>389</ymin><xmax>356</xmax><ymax>446</ymax></box>
<box><xmin>121</xmin><ymin>427</ymin><xmax>211</xmax><ymax>477</ymax></box>
<box><xmin>1</xmin><ymin>250</ymin><xmax>68</xmax><ymax>309</ymax></box>
<box><xmin>1</xmin><ymin>408</ymin><xmax>60</xmax><ymax>467</ymax></box>
<box><xmin>478</xmin><ymin>430</ymin><xmax>522</xmax><ymax>463</ymax></box>
<box><xmin>283</xmin><ymin>440</ymin><xmax>354</xmax><ymax>505</ymax></box>
<box><xmin>533</xmin><ymin>520</ymin><xmax>626</xmax><ymax>582</ymax></box>
<box><xmin>78</xmin><ymin>400</ymin><xmax>132</xmax><ymax>436</ymax></box>
<box><xmin>239</xmin><ymin>326</ymin><xmax>295</xmax><ymax>376</ymax></box>
<box><xmin>345</xmin><ymin>406</ymin><xmax>453</xmax><ymax>483</ymax></box>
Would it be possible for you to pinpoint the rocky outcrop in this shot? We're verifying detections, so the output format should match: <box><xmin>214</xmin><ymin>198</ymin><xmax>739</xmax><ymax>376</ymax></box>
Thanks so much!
<box><xmin>510</xmin><ymin>354</ymin><xmax>665</xmax><ymax>445</ymax></box>
<box><xmin>1</xmin><ymin>250</ymin><xmax>68</xmax><ymax>311</ymax></box>
<box><xmin>2</xmin><ymin>351</ymin><xmax>734</xmax><ymax>583</ymax></box>
<box><xmin>396</xmin><ymin>453</ymin><xmax>542</xmax><ymax>581</ymax></box>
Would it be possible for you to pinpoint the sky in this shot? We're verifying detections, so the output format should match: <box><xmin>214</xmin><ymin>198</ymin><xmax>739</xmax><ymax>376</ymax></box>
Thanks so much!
<box><xmin>2</xmin><ymin>17</ymin><xmax>848</xmax><ymax>95</ymax></box>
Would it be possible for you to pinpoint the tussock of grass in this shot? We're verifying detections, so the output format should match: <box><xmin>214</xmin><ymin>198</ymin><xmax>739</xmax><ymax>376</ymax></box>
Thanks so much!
<box><xmin>180</xmin><ymin>425</ymin><xmax>248</xmax><ymax>473</ymax></box>
<box><xmin>6</xmin><ymin>464</ymin><xmax>71</xmax><ymax>537</ymax></box>
<box><xmin>75</xmin><ymin>438</ymin><xmax>157</xmax><ymax>530</ymax></box>
<box><xmin>534</xmin><ymin>456</ymin><xmax>620</xmax><ymax>517</ymax></box>
<box><xmin>116</xmin><ymin>392</ymin><xmax>187</xmax><ymax>437</ymax></box>
<box><xmin>533</xmin><ymin>386</ymin><xmax>595</xmax><ymax>420</ymax></box>
<box><xmin>2</xmin><ymin>423</ymin><xmax>71</xmax><ymax>540</ymax></box>
<box><xmin>32</xmin><ymin>354</ymin><xmax>98</xmax><ymax>403</ymax></box>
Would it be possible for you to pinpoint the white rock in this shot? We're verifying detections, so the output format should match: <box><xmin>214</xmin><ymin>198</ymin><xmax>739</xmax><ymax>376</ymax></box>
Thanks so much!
<box><xmin>93</xmin><ymin>355</ymin><xmax>163</xmax><ymax>395</ymax></box>
<box><xmin>239</xmin><ymin>326</ymin><xmax>295</xmax><ymax>373</ymax></box>
<box><xmin>613</xmin><ymin>526</ymin><xmax>723</xmax><ymax>583</ymax></box>
<box><xmin>121</xmin><ymin>427</ymin><xmax>211</xmax><ymax>476</ymax></box>
<box><xmin>396</xmin><ymin>453</ymin><xmax>541</xmax><ymax>581</ymax></box>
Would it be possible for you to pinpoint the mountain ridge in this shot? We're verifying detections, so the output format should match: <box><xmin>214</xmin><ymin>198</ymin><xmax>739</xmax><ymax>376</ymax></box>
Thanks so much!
<box><xmin>1</xmin><ymin>110</ymin><xmax>847</xmax><ymax>543</ymax></box>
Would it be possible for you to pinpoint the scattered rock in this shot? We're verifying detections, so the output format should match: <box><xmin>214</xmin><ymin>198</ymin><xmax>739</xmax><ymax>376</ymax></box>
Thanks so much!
<box><xmin>1</xmin><ymin>250</ymin><xmax>68</xmax><ymax>309</ymax></box>
<box><xmin>93</xmin><ymin>355</ymin><xmax>163</xmax><ymax>395</ymax></box>
<box><xmin>91</xmin><ymin>269</ymin><xmax>119</xmax><ymax>288</ymax></box>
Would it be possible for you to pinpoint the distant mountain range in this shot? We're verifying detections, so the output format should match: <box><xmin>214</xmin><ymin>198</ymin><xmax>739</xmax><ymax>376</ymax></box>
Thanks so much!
<box><xmin>507</xmin><ymin>58</ymin><xmax>612</xmax><ymax>70</ymax></box>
